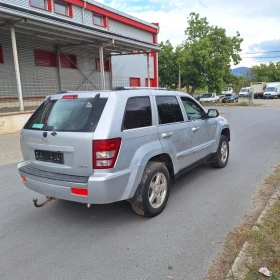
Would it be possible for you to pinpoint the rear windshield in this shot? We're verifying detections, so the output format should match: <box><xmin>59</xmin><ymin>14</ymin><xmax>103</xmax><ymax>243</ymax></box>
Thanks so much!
<box><xmin>24</xmin><ymin>97</ymin><xmax>108</xmax><ymax>132</ymax></box>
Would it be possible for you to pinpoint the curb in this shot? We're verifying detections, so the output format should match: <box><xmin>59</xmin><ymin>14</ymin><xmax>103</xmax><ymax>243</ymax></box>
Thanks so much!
<box><xmin>225</xmin><ymin>186</ymin><xmax>280</xmax><ymax>280</ymax></box>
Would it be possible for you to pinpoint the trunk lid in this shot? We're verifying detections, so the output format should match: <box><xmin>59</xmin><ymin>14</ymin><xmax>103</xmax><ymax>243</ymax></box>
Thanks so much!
<box><xmin>20</xmin><ymin>92</ymin><xmax>109</xmax><ymax>176</ymax></box>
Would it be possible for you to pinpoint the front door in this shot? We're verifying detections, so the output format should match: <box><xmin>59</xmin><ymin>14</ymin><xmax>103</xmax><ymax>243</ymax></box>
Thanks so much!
<box><xmin>180</xmin><ymin>97</ymin><xmax>217</xmax><ymax>162</ymax></box>
<box><xmin>153</xmin><ymin>95</ymin><xmax>195</xmax><ymax>174</ymax></box>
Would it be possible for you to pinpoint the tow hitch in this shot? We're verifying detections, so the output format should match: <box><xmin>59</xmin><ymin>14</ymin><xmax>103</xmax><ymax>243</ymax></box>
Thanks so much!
<box><xmin>33</xmin><ymin>196</ymin><xmax>55</xmax><ymax>208</ymax></box>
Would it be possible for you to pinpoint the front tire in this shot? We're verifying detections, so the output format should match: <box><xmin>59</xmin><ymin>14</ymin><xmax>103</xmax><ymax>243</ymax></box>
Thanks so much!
<box><xmin>210</xmin><ymin>135</ymin><xmax>229</xmax><ymax>168</ymax></box>
<box><xmin>130</xmin><ymin>162</ymin><xmax>170</xmax><ymax>217</ymax></box>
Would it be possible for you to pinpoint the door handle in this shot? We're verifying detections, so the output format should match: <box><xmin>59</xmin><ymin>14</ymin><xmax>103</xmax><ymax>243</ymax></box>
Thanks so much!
<box><xmin>192</xmin><ymin>127</ymin><xmax>200</xmax><ymax>132</ymax></box>
<box><xmin>162</xmin><ymin>132</ymin><xmax>173</xmax><ymax>138</ymax></box>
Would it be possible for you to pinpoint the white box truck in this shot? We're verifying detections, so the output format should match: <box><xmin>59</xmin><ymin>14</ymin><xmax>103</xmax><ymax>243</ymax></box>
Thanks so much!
<box><xmin>263</xmin><ymin>82</ymin><xmax>280</xmax><ymax>99</ymax></box>
<box><xmin>250</xmin><ymin>82</ymin><xmax>266</xmax><ymax>98</ymax></box>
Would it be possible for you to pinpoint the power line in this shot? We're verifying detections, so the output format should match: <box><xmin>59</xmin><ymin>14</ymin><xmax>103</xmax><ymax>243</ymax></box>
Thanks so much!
<box><xmin>241</xmin><ymin>50</ymin><xmax>280</xmax><ymax>55</ymax></box>
<box><xmin>241</xmin><ymin>56</ymin><xmax>280</xmax><ymax>59</ymax></box>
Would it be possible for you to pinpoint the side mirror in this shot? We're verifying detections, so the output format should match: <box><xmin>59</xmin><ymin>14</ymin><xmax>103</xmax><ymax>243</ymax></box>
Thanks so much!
<box><xmin>206</xmin><ymin>109</ymin><xmax>219</xmax><ymax>118</ymax></box>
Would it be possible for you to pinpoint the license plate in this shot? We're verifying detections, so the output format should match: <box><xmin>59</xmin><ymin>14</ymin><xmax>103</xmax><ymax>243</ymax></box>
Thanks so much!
<box><xmin>35</xmin><ymin>150</ymin><xmax>64</xmax><ymax>164</ymax></box>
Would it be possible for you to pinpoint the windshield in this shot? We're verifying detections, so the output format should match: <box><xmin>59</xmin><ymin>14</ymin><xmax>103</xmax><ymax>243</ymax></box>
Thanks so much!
<box><xmin>223</xmin><ymin>87</ymin><xmax>231</xmax><ymax>91</ymax></box>
<box><xmin>24</xmin><ymin>97</ymin><xmax>108</xmax><ymax>132</ymax></box>
<box><xmin>241</xmin><ymin>89</ymin><xmax>248</xmax><ymax>92</ymax></box>
<box><xmin>202</xmin><ymin>93</ymin><xmax>212</xmax><ymax>98</ymax></box>
<box><xmin>225</xmin><ymin>94</ymin><xmax>233</xmax><ymax>97</ymax></box>
<box><xmin>265</xmin><ymin>87</ymin><xmax>276</xmax><ymax>92</ymax></box>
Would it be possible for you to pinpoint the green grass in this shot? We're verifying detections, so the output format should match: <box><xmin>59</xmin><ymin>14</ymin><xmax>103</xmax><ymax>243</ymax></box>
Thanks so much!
<box><xmin>244</xmin><ymin>197</ymin><xmax>280</xmax><ymax>280</ymax></box>
<box><xmin>238</xmin><ymin>101</ymin><xmax>249</xmax><ymax>106</ymax></box>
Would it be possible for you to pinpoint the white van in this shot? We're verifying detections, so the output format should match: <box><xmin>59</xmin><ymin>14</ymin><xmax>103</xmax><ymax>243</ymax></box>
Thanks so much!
<box><xmin>263</xmin><ymin>82</ymin><xmax>280</xmax><ymax>99</ymax></box>
<box><xmin>239</xmin><ymin>87</ymin><xmax>250</xmax><ymax>97</ymax></box>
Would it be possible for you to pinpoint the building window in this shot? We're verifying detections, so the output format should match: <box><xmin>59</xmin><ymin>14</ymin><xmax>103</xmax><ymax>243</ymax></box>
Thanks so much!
<box><xmin>30</xmin><ymin>0</ymin><xmax>51</xmax><ymax>11</ymax></box>
<box><xmin>145</xmin><ymin>78</ymin><xmax>155</xmax><ymax>87</ymax></box>
<box><xmin>34</xmin><ymin>50</ymin><xmax>57</xmax><ymax>67</ymax></box>
<box><xmin>129</xmin><ymin>77</ymin><xmax>141</xmax><ymax>87</ymax></box>
<box><xmin>54</xmin><ymin>0</ymin><xmax>73</xmax><ymax>17</ymax></box>
<box><xmin>34</xmin><ymin>49</ymin><xmax>77</xmax><ymax>69</ymax></box>
<box><xmin>122</xmin><ymin>97</ymin><xmax>152</xmax><ymax>130</ymax></box>
<box><xmin>93</xmin><ymin>13</ymin><xmax>105</xmax><ymax>26</ymax></box>
<box><xmin>96</xmin><ymin>59</ymin><xmax>110</xmax><ymax>72</ymax></box>
<box><xmin>60</xmin><ymin>53</ymin><xmax>77</xmax><ymax>69</ymax></box>
<box><xmin>0</xmin><ymin>45</ymin><xmax>4</xmax><ymax>64</ymax></box>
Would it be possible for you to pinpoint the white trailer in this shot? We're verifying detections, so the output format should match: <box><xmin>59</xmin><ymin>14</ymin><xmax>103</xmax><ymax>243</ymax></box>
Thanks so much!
<box><xmin>263</xmin><ymin>82</ymin><xmax>280</xmax><ymax>99</ymax></box>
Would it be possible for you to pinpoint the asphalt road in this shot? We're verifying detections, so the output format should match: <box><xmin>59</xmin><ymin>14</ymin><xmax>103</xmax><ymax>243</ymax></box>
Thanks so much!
<box><xmin>1</xmin><ymin>107</ymin><xmax>280</xmax><ymax>280</ymax></box>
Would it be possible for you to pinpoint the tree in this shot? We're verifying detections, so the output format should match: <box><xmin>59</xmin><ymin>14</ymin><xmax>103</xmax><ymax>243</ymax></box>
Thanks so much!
<box><xmin>158</xmin><ymin>40</ymin><xmax>178</xmax><ymax>88</ymax></box>
<box><xmin>250</xmin><ymin>62</ymin><xmax>280</xmax><ymax>82</ymax></box>
<box><xmin>179</xmin><ymin>13</ymin><xmax>243</xmax><ymax>93</ymax></box>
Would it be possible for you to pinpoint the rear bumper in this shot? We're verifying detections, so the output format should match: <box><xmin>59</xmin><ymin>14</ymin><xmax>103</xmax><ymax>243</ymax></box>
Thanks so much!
<box><xmin>18</xmin><ymin>162</ymin><xmax>138</xmax><ymax>204</ymax></box>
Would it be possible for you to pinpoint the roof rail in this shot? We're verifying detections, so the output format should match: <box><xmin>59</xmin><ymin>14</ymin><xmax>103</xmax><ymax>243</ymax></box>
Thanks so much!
<box><xmin>112</xmin><ymin>86</ymin><xmax>170</xmax><ymax>91</ymax></box>
<box><xmin>55</xmin><ymin>91</ymin><xmax>69</xmax><ymax>94</ymax></box>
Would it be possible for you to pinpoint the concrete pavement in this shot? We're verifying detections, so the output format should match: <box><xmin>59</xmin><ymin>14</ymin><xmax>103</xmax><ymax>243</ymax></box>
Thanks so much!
<box><xmin>1</xmin><ymin>107</ymin><xmax>280</xmax><ymax>280</ymax></box>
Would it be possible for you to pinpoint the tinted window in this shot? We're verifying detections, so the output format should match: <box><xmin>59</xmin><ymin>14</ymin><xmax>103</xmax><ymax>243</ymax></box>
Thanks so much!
<box><xmin>181</xmin><ymin>97</ymin><xmax>205</xmax><ymax>120</ymax></box>
<box><xmin>24</xmin><ymin>97</ymin><xmax>107</xmax><ymax>132</ymax></box>
<box><xmin>123</xmin><ymin>97</ymin><xmax>152</xmax><ymax>130</ymax></box>
<box><xmin>156</xmin><ymin>96</ymin><xmax>184</xmax><ymax>124</ymax></box>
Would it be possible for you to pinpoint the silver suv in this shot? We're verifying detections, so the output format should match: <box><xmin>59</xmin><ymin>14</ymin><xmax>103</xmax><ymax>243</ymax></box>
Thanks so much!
<box><xmin>18</xmin><ymin>89</ymin><xmax>230</xmax><ymax>217</ymax></box>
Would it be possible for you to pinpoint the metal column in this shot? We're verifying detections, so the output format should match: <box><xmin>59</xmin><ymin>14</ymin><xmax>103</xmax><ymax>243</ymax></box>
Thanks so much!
<box><xmin>10</xmin><ymin>25</ymin><xmax>24</xmax><ymax>111</ymax></box>
<box><xmin>99</xmin><ymin>46</ymin><xmax>106</xmax><ymax>90</ymax></box>
<box><xmin>147</xmin><ymin>53</ymin><xmax>150</xmax><ymax>87</ymax></box>
<box><xmin>56</xmin><ymin>46</ymin><xmax>63</xmax><ymax>91</ymax></box>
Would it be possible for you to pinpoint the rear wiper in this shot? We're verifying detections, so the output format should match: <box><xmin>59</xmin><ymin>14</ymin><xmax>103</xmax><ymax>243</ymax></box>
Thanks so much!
<box><xmin>92</xmin><ymin>93</ymin><xmax>100</xmax><ymax>104</ymax></box>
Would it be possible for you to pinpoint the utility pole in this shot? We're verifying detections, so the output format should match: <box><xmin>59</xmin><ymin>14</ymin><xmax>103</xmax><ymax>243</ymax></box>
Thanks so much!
<box><xmin>249</xmin><ymin>88</ymin><xmax>254</xmax><ymax>105</ymax></box>
<box><xmin>178</xmin><ymin>64</ymin><xmax>181</xmax><ymax>90</ymax></box>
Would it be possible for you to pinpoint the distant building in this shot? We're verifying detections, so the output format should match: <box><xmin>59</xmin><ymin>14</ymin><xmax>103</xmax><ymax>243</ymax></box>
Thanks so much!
<box><xmin>0</xmin><ymin>0</ymin><xmax>159</xmax><ymax>110</ymax></box>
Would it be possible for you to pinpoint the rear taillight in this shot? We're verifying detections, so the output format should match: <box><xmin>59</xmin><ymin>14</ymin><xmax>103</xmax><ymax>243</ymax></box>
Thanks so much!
<box><xmin>93</xmin><ymin>138</ymin><xmax>121</xmax><ymax>169</ymax></box>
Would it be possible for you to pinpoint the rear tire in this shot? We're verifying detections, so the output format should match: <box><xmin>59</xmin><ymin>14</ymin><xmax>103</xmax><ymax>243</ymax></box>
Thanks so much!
<box><xmin>130</xmin><ymin>162</ymin><xmax>170</xmax><ymax>217</ymax></box>
<box><xmin>210</xmin><ymin>135</ymin><xmax>229</xmax><ymax>168</ymax></box>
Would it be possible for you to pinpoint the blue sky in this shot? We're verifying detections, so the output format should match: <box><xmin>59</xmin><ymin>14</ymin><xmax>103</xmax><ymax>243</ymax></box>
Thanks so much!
<box><xmin>99</xmin><ymin>0</ymin><xmax>280</xmax><ymax>67</ymax></box>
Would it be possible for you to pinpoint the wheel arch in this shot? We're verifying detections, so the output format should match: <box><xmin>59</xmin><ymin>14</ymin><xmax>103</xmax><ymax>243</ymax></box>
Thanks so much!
<box><xmin>221</xmin><ymin>128</ymin><xmax>230</xmax><ymax>141</ymax></box>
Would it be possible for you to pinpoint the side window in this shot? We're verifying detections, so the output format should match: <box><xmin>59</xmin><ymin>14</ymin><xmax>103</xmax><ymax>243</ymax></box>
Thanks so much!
<box><xmin>181</xmin><ymin>97</ymin><xmax>205</xmax><ymax>120</ymax></box>
<box><xmin>123</xmin><ymin>97</ymin><xmax>152</xmax><ymax>130</ymax></box>
<box><xmin>156</xmin><ymin>96</ymin><xmax>184</xmax><ymax>125</ymax></box>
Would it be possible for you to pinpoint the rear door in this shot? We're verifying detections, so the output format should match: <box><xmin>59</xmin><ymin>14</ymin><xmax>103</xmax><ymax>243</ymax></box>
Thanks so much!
<box><xmin>20</xmin><ymin>92</ymin><xmax>109</xmax><ymax>176</ymax></box>
<box><xmin>153</xmin><ymin>94</ymin><xmax>195</xmax><ymax>173</ymax></box>
<box><xmin>180</xmin><ymin>97</ymin><xmax>217</xmax><ymax>162</ymax></box>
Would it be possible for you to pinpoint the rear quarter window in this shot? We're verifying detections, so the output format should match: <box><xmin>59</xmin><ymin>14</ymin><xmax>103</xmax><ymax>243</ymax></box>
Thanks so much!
<box><xmin>24</xmin><ymin>97</ymin><xmax>108</xmax><ymax>132</ymax></box>
<box><xmin>122</xmin><ymin>97</ymin><xmax>152</xmax><ymax>130</ymax></box>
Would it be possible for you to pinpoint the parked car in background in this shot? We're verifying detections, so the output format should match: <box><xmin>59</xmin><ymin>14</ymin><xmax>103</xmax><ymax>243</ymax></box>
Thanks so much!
<box><xmin>239</xmin><ymin>87</ymin><xmax>250</xmax><ymax>98</ymax></box>
<box><xmin>18</xmin><ymin>88</ymin><xmax>230</xmax><ymax>217</ymax></box>
<box><xmin>263</xmin><ymin>82</ymin><xmax>280</xmax><ymax>99</ymax></box>
<box><xmin>222</xmin><ymin>87</ymin><xmax>233</xmax><ymax>95</ymax></box>
<box><xmin>193</xmin><ymin>94</ymin><xmax>201</xmax><ymax>101</ymax></box>
<box><xmin>199</xmin><ymin>93</ymin><xmax>219</xmax><ymax>103</ymax></box>
<box><xmin>222</xmin><ymin>93</ymin><xmax>239</xmax><ymax>103</ymax></box>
